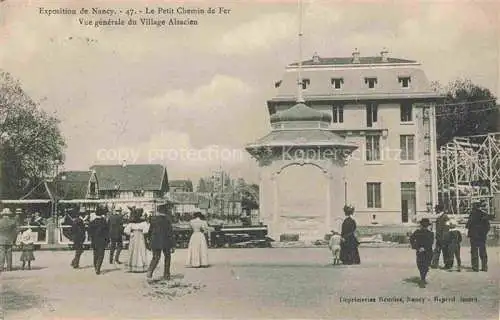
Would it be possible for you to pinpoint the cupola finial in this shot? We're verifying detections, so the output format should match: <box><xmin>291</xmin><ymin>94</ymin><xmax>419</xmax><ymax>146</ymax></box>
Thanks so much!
<box><xmin>381</xmin><ymin>47</ymin><xmax>389</xmax><ymax>62</ymax></box>
<box><xmin>352</xmin><ymin>48</ymin><xmax>360</xmax><ymax>63</ymax></box>
<box><xmin>312</xmin><ymin>52</ymin><xmax>320</xmax><ymax>63</ymax></box>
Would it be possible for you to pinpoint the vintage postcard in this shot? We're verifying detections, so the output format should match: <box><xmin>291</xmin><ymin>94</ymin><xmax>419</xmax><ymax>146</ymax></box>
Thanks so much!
<box><xmin>0</xmin><ymin>0</ymin><xmax>499</xmax><ymax>319</ymax></box>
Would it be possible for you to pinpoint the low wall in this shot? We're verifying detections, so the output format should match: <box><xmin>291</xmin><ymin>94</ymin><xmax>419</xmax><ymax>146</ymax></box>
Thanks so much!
<box><xmin>357</xmin><ymin>224</ymin><xmax>500</xmax><ymax>246</ymax></box>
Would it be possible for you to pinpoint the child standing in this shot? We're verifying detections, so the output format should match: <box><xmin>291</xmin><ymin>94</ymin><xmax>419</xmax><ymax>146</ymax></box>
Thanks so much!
<box><xmin>410</xmin><ymin>218</ymin><xmax>434</xmax><ymax>288</ymax></box>
<box><xmin>445</xmin><ymin>219</ymin><xmax>462</xmax><ymax>271</ymax></box>
<box><xmin>20</xmin><ymin>225</ymin><xmax>36</xmax><ymax>270</ymax></box>
<box><xmin>328</xmin><ymin>230</ymin><xmax>342</xmax><ymax>265</ymax></box>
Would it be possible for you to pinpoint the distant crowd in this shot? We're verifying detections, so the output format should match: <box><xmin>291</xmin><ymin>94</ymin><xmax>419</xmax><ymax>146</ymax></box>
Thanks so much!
<box><xmin>0</xmin><ymin>204</ymin><xmax>212</xmax><ymax>280</ymax></box>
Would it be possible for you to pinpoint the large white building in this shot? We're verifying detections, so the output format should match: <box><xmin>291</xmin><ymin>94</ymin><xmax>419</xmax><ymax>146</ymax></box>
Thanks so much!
<box><xmin>248</xmin><ymin>50</ymin><xmax>444</xmax><ymax>240</ymax></box>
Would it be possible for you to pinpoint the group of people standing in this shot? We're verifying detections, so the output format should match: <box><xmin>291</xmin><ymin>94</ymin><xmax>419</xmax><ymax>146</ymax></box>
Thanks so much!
<box><xmin>68</xmin><ymin>205</ymin><xmax>176</xmax><ymax>280</ymax></box>
<box><xmin>0</xmin><ymin>208</ymin><xmax>38</xmax><ymax>272</ymax></box>
<box><xmin>67</xmin><ymin>205</ymin><xmax>212</xmax><ymax>280</ymax></box>
<box><xmin>431</xmin><ymin>203</ymin><xmax>490</xmax><ymax>272</ymax></box>
<box><xmin>410</xmin><ymin>202</ymin><xmax>491</xmax><ymax>288</ymax></box>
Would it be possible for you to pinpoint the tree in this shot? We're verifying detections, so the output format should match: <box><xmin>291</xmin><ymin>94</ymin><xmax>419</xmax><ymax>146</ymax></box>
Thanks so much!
<box><xmin>0</xmin><ymin>71</ymin><xmax>65</xmax><ymax>198</ymax></box>
<box><xmin>240</xmin><ymin>182</ymin><xmax>259</xmax><ymax>211</ymax></box>
<box><xmin>435</xmin><ymin>79</ymin><xmax>498</xmax><ymax>147</ymax></box>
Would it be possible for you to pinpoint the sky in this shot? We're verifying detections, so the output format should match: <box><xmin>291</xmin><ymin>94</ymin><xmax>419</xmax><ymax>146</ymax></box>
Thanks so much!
<box><xmin>1</xmin><ymin>0</ymin><xmax>499</xmax><ymax>185</ymax></box>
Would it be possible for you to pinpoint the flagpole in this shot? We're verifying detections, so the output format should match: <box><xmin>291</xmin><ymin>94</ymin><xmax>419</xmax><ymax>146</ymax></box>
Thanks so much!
<box><xmin>297</xmin><ymin>0</ymin><xmax>305</xmax><ymax>104</ymax></box>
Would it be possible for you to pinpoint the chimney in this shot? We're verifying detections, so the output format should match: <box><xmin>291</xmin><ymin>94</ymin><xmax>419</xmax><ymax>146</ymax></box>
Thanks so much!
<box><xmin>352</xmin><ymin>48</ymin><xmax>360</xmax><ymax>63</ymax></box>
<box><xmin>381</xmin><ymin>48</ymin><xmax>389</xmax><ymax>62</ymax></box>
<box><xmin>312</xmin><ymin>52</ymin><xmax>320</xmax><ymax>63</ymax></box>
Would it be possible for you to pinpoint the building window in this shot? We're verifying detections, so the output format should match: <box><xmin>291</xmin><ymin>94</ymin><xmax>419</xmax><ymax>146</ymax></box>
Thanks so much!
<box><xmin>398</xmin><ymin>77</ymin><xmax>411</xmax><ymax>88</ymax></box>
<box><xmin>367</xmin><ymin>182</ymin><xmax>382</xmax><ymax>208</ymax></box>
<box><xmin>400</xmin><ymin>135</ymin><xmax>415</xmax><ymax>160</ymax></box>
<box><xmin>301</xmin><ymin>78</ymin><xmax>310</xmax><ymax>90</ymax></box>
<box><xmin>366</xmin><ymin>103</ymin><xmax>378</xmax><ymax>127</ymax></box>
<box><xmin>366</xmin><ymin>135</ymin><xmax>380</xmax><ymax>161</ymax></box>
<box><xmin>401</xmin><ymin>182</ymin><xmax>416</xmax><ymax>223</ymax></box>
<box><xmin>332</xmin><ymin>105</ymin><xmax>344</xmax><ymax>123</ymax></box>
<box><xmin>331</xmin><ymin>78</ymin><xmax>344</xmax><ymax>89</ymax></box>
<box><xmin>400</xmin><ymin>103</ymin><xmax>412</xmax><ymax>122</ymax></box>
<box><xmin>365</xmin><ymin>77</ymin><xmax>377</xmax><ymax>89</ymax></box>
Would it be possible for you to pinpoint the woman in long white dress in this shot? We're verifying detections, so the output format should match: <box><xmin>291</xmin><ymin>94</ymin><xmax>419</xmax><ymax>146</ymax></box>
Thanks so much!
<box><xmin>186</xmin><ymin>212</ymin><xmax>211</xmax><ymax>268</ymax></box>
<box><xmin>124</xmin><ymin>212</ymin><xmax>150</xmax><ymax>272</ymax></box>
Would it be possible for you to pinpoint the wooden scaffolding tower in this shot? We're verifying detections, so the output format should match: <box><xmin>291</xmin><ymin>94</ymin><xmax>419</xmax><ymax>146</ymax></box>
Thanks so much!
<box><xmin>437</xmin><ymin>133</ymin><xmax>500</xmax><ymax>215</ymax></box>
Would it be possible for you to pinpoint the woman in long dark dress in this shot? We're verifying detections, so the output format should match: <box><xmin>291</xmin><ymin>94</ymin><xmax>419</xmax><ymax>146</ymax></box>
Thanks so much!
<box><xmin>340</xmin><ymin>205</ymin><xmax>360</xmax><ymax>265</ymax></box>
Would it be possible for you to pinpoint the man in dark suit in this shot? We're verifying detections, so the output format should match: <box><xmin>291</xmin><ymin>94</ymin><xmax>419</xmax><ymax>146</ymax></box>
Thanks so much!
<box><xmin>70</xmin><ymin>211</ymin><xmax>87</xmax><ymax>269</ymax></box>
<box><xmin>108</xmin><ymin>208</ymin><xmax>124</xmax><ymax>264</ymax></box>
<box><xmin>87</xmin><ymin>209</ymin><xmax>109</xmax><ymax>275</ymax></box>
<box><xmin>430</xmin><ymin>204</ymin><xmax>449</xmax><ymax>269</ymax></box>
<box><xmin>146</xmin><ymin>204</ymin><xmax>176</xmax><ymax>280</ymax></box>
<box><xmin>466</xmin><ymin>201</ymin><xmax>490</xmax><ymax>272</ymax></box>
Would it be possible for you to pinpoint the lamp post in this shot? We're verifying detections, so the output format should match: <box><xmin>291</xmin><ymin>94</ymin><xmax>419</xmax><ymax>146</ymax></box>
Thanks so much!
<box><xmin>53</xmin><ymin>159</ymin><xmax>61</xmax><ymax>223</ymax></box>
<box><xmin>47</xmin><ymin>158</ymin><xmax>61</xmax><ymax>245</ymax></box>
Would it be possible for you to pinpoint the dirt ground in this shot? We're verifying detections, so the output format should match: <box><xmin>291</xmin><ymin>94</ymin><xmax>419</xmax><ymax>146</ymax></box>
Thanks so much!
<box><xmin>1</xmin><ymin>247</ymin><xmax>499</xmax><ymax>319</ymax></box>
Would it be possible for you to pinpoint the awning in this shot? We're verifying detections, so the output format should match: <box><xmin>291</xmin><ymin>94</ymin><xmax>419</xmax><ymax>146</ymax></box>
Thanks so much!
<box><xmin>0</xmin><ymin>199</ymin><xmax>52</xmax><ymax>204</ymax></box>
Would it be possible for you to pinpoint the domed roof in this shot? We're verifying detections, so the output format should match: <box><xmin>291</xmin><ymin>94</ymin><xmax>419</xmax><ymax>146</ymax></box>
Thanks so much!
<box><xmin>270</xmin><ymin>103</ymin><xmax>332</xmax><ymax>123</ymax></box>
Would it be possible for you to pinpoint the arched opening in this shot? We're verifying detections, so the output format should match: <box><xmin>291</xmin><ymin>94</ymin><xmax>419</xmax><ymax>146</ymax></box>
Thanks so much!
<box><xmin>275</xmin><ymin>164</ymin><xmax>328</xmax><ymax>241</ymax></box>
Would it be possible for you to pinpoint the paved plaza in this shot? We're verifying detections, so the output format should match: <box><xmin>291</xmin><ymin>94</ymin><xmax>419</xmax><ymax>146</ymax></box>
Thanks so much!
<box><xmin>1</xmin><ymin>247</ymin><xmax>499</xmax><ymax>319</ymax></box>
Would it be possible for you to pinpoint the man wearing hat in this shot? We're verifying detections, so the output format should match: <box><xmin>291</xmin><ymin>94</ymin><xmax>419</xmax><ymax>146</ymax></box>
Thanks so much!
<box><xmin>466</xmin><ymin>201</ymin><xmax>490</xmax><ymax>272</ymax></box>
<box><xmin>70</xmin><ymin>210</ymin><xmax>87</xmax><ymax>269</ymax></box>
<box><xmin>108</xmin><ymin>207</ymin><xmax>124</xmax><ymax>264</ymax></box>
<box><xmin>146</xmin><ymin>204</ymin><xmax>176</xmax><ymax>280</ymax></box>
<box><xmin>410</xmin><ymin>218</ymin><xmax>434</xmax><ymax>288</ymax></box>
<box><xmin>0</xmin><ymin>208</ymin><xmax>19</xmax><ymax>272</ymax></box>
<box><xmin>87</xmin><ymin>209</ymin><xmax>109</xmax><ymax>275</ymax></box>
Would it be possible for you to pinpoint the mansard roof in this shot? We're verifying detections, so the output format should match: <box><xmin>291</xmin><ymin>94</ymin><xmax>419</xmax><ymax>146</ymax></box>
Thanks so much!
<box><xmin>274</xmin><ymin>63</ymin><xmax>440</xmax><ymax>100</ymax></box>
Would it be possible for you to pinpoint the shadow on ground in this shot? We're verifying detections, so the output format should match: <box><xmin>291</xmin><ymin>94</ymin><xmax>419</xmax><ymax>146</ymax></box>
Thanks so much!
<box><xmin>402</xmin><ymin>276</ymin><xmax>421</xmax><ymax>285</ymax></box>
<box><xmin>7</xmin><ymin>266</ymin><xmax>47</xmax><ymax>271</ymax></box>
<box><xmin>101</xmin><ymin>268</ymin><xmax>121</xmax><ymax>275</ymax></box>
<box><xmin>231</xmin><ymin>263</ymin><xmax>357</xmax><ymax>268</ymax></box>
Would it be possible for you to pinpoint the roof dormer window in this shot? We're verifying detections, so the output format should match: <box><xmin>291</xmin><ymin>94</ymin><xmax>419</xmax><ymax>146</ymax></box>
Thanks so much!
<box><xmin>365</xmin><ymin>77</ymin><xmax>377</xmax><ymax>89</ymax></box>
<box><xmin>301</xmin><ymin>78</ymin><xmax>310</xmax><ymax>90</ymax></box>
<box><xmin>398</xmin><ymin>76</ymin><xmax>411</xmax><ymax>88</ymax></box>
<box><xmin>331</xmin><ymin>78</ymin><xmax>344</xmax><ymax>89</ymax></box>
